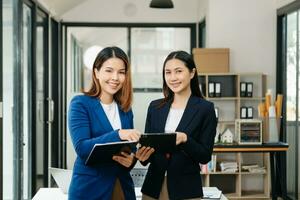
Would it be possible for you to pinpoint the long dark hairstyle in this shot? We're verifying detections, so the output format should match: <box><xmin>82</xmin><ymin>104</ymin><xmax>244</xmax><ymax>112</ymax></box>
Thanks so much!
<box><xmin>161</xmin><ymin>50</ymin><xmax>203</xmax><ymax>105</ymax></box>
<box><xmin>83</xmin><ymin>46</ymin><xmax>132</xmax><ymax>112</ymax></box>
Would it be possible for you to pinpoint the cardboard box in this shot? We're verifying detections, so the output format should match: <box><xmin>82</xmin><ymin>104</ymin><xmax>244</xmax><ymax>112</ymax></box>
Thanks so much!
<box><xmin>193</xmin><ymin>48</ymin><xmax>229</xmax><ymax>73</ymax></box>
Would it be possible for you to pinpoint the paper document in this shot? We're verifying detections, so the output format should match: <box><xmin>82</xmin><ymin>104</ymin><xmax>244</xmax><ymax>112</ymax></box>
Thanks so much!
<box><xmin>203</xmin><ymin>187</ymin><xmax>222</xmax><ymax>199</ymax></box>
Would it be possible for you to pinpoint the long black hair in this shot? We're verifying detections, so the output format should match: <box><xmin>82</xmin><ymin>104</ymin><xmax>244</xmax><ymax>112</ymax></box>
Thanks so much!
<box><xmin>161</xmin><ymin>50</ymin><xmax>203</xmax><ymax>105</ymax></box>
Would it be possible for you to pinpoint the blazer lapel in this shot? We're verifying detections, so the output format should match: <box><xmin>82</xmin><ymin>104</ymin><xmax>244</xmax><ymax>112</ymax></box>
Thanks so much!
<box><xmin>157</xmin><ymin>100</ymin><xmax>172</xmax><ymax>133</ymax></box>
<box><xmin>176</xmin><ymin>96</ymin><xmax>199</xmax><ymax>133</ymax></box>
<box><xmin>117</xmin><ymin>105</ymin><xmax>127</xmax><ymax>129</ymax></box>
<box><xmin>91</xmin><ymin>98</ymin><xmax>114</xmax><ymax>131</ymax></box>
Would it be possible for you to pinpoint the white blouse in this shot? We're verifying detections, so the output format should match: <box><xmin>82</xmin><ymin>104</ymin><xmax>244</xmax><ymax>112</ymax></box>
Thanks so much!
<box><xmin>100</xmin><ymin>100</ymin><xmax>122</xmax><ymax>130</ymax></box>
<box><xmin>164</xmin><ymin>108</ymin><xmax>184</xmax><ymax>133</ymax></box>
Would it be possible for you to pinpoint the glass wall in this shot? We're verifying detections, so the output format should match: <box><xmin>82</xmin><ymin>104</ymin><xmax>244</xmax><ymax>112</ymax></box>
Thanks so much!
<box><xmin>22</xmin><ymin>3</ymin><xmax>32</xmax><ymax>199</ymax></box>
<box><xmin>130</xmin><ymin>27</ymin><xmax>191</xmax><ymax>132</ymax></box>
<box><xmin>285</xmin><ymin>10</ymin><xmax>299</xmax><ymax>200</ymax></box>
<box><xmin>67</xmin><ymin>27</ymin><xmax>128</xmax><ymax>94</ymax></box>
<box><xmin>131</xmin><ymin>27</ymin><xmax>190</xmax><ymax>88</ymax></box>
<box><xmin>2</xmin><ymin>1</ymin><xmax>51</xmax><ymax>198</ymax></box>
<box><xmin>34</xmin><ymin>10</ymin><xmax>48</xmax><ymax>193</ymax></box>
<box><xmin>3</xmin><ymin>0</ymin><xmax>14</xmax><ymax>198</ymax></box>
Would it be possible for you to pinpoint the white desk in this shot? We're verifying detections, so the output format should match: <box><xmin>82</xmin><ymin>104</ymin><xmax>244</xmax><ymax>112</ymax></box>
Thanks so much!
<box><xmin>32</xmin><ymin>188</ymin><xmax>67</xmax><ymax>200</ymax></box>
<box><xmin>134</xmin><ymin>187</ymin><xmax>228</xmax><ymax>200</ymax></box>
<box><xmin>33</xmin><ymin>188</ymin><xmax>228</xmax><ymax>200</ymax></box>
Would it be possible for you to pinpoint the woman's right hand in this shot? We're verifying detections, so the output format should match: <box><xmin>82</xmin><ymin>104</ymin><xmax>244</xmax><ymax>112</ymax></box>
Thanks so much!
<box><xmin>135</xmin><ymin>146</ymin><xmax>155</xmax><ymax>162</ymax></box>
<box><xmin>118</xmin><ymin>129</ymin><xmax>141</xmax><ymax>141</ymax></box>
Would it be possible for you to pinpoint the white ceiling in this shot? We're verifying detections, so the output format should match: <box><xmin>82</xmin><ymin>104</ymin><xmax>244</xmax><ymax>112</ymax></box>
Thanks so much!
<box><xmin>37</xmin><ymin>0</ymin><xmax>89</xmax><ymax>18</ymax></box>
<box><xmin>37</xmin><ymin>0</ymin><xmax>202</xmax><ymax>22</ymax></box>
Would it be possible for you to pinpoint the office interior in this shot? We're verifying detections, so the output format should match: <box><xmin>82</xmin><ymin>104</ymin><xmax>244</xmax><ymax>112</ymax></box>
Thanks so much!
<box><xmin>1</xmin><ymin>0</ymin><xmax>300</xmax><ymax>199</ymax></box>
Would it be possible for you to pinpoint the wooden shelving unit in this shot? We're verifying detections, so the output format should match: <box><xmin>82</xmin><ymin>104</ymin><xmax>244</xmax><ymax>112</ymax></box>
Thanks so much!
<box><xmin>198</xmin><ymin>73</ymin><xmax>270</xmax><ymax>199</ymax></box>
<box><xmin>201</xmin><ymin>152</ymin><xmax>270</xmax><ymax>199</ymax></box>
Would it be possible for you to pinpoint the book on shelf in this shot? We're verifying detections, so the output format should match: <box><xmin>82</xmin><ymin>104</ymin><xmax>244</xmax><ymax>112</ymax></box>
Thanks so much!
<box><xmin>201</xmin><ymin>154</ymin><xmax>217</xmax><ymax>173</ymax></box>
<box><xmin>241</xmin><ymin>164</ymin><xmax>259</xmax><ymax>170</ymax></box>
<box><xmin>242</xmin><ymin>164</ymin><xmax>266</xmax><ymax>173</ymax></box>
<box><xmin>201</xmin><ymin>164</ymin><xmax>209</xmax><ymax>173</ymax></box>
<box><xmin>220</xmin><ymin>161</ymin><xmax>238</xmax><ymax>172</ymax></box>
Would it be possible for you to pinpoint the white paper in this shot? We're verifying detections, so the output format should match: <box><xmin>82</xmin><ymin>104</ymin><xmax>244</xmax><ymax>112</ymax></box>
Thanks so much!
<box><xmin>203</xmin><ymin>187</ymin><xmax>222</xmax><ymax>199</ymax></box>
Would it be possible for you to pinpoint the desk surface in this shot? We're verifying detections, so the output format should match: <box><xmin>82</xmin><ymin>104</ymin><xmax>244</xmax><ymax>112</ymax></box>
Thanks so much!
<box><xmin>213</xmin><ymin>142</ymin><xmax>288</xmax><ymax>152</ymax></box>
<box><xmin>32</xmin><ymin>188</ymin><xmax>67</xmax><ymax>200</ymax></box>
<box><xmin>33</xmin><ymin>188</ymin><xmax>228</xmax><ymax>200</ymax></box>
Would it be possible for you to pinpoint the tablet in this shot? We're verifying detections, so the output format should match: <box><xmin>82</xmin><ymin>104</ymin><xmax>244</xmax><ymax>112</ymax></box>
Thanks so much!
<box><xmin>139</xmin><ymin>133</ymin><xmax>176</xmax><ymax>153</ymax></box>
<box><xmin>85</xmin><ymin>141</ymin><xmax>138</xmax><ymax>166</ymax></box>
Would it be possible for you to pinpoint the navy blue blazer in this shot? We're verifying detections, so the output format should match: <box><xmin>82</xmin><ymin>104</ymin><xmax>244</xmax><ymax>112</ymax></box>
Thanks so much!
<box><xmin>141</xmin><ymin>96</ymin><xmax>217</xmax><ymax>200</ymax></box>
<box><xmin>68</xmin><ymin>95</ymin><xmax>136</xmax><ymax>200</ymax></box>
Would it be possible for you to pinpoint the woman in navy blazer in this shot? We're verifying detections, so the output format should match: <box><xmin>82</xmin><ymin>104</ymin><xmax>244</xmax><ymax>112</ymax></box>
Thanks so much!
<box><xmin>68</xmin><ymin>47</ymin><xmax>140</xmax><ymax>200</ymax></box>
<box><xmin>136</xmin><ymin>51</ymin><xmax>217</xmax><ymax>200</ymax></box>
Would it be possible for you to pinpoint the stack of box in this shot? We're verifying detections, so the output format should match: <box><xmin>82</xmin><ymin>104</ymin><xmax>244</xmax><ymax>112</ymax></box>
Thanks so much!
<box><xmin>193</xmin><ymin>48</ymin><xmax>230</xmax><ymax>73</ymax></box>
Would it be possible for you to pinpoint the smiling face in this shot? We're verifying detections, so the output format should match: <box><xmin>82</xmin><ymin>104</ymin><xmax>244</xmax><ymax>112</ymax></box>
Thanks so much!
<box><xmin>164</xmin><ymin>58</ymin><xmax>195</xmax><ymax>95</ymax></box>
<box><xmin>94</xmin><ymin>57</ymin><xmax>126</xmax><ymax>100</ymax></box>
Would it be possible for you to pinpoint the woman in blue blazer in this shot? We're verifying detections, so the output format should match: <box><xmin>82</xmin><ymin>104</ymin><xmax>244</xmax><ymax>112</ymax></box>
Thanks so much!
<box><xmin>68</xmin><ymin>46</ymin><xmax>140</xmax><ymax>200</ymax></box>
<box><xmin>136</xmin><ymin>51</ymin><xmax>217</xmax><ymax>200</ymax></box>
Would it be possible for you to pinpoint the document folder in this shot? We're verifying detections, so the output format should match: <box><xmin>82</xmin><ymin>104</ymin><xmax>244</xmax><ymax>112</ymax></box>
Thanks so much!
<box><xmin>85</xmin><ymin>141</ymin><xmax>138</xmax><ymax>166</ymax></box>
<box><xmin>139</xmin><ymin>133</ymin><xmax>176</xmax><ymax>153</ymax></box>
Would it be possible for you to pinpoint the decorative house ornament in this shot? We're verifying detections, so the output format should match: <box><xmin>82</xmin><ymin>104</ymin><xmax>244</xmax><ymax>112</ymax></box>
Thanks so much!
<box><xmin>220</xmin><ymin>128</ymin><xmax>234</xmax><ymax>144</ymax></box>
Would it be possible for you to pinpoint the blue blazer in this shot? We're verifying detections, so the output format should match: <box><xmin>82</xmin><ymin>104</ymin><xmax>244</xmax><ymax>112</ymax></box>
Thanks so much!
<box><xmin>68</xmin><ymin>95</ymin><xmax>136</xmax><ymax>200</ymax></box>
<box><xmin>141</xmin><ymin>96</ymin><xmax>217</xmax><ymax>200</ymax></box>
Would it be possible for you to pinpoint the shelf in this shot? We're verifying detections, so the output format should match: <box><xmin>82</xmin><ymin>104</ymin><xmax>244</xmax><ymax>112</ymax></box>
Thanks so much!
<box><xmin>199</xmin><ymin>73</ymin><xmax>238</xmax><ymax>76</ymax></box>
<box><xmin>223</xmin><ymin>192</ymin><xmax>240</xmax><ymax>198</ymax></box>
<box><xmin>241</xmin><ymin>191</ymin><xmax>269</xmax><ymax>199</ymax></box>
<box><xmin>200</xmin><ymin>72</ymin><xmax>269</xmax><ymax>199</ymax></box>
<box><xmin>207</xmin><ymin>97</ymin><xmax>238</xmax><ymax>101</ymax></box>
<box><xmin>240</xmin><ymin>172</ymin><xmax>266</xmax><ymax>175</ymax></box>
<box><xmin>240</xmin><ymin>97</ymin><xmax>265</xmax><ymax>101</ymax></box>
<box><xmin>207</xmin><ymin>172</ymin><xmax>239</xmax><ymax>175</ymax></box>
<box><xmin>239</xmin><ymin>72</ymin><xmax>267</xmax><ymax>76</ymax></box>
<box><xmin>201</xmin><ymin>171</ymin><xmax>267</xmax><ymax>175</ymax></box>
<box><xmin>218</xmin><ymin>120</ymin><xmax>235</xmax><ymax>125</ymax></box>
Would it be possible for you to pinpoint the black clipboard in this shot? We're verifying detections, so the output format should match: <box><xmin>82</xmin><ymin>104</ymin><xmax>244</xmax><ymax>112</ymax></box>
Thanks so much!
<box><xmin>85</xmin><ymin>141</ymin><xmax>138</xmax><ymax>166</ymax></box>
<box><xmin>139</xmin><ymin>133</ymin><xmax>176</xmax><ymax>153</ymax></box>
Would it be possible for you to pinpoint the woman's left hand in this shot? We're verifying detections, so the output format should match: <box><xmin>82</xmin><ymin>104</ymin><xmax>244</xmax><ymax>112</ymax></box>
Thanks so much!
<box><xmin>112</xmin><ymin>152</ymin><xmax>135</xmax><ymax>167</ymax></box>
<box><xmin>176</xmin><ymin>132</ymin><xmax>187</xmax><ymax>145</ymax></box>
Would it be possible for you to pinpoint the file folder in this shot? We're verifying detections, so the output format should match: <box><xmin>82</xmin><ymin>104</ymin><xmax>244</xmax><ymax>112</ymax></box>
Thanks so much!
<box><xmin>85</xmin><ymin>141</ymin><xmax>138</xmax><ymax>166</ymax></box>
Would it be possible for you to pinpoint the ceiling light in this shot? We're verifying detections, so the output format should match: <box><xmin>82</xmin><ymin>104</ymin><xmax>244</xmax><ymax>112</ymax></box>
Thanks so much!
<box><xmin>83</xmin><ymin>45</ymin><xmax>103</xmax><ymax>70</ymax></box>
<box><xmin>150</xmin><ymin>0</ymin><xmax>174</xmax><ymax>9</ymax></box>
